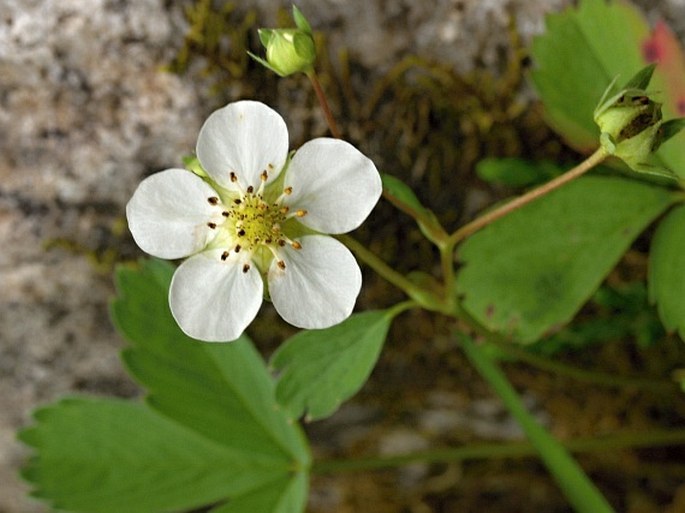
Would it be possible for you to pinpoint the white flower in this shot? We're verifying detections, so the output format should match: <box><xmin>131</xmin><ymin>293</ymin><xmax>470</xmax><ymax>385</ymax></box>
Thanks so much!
<box><xmin>126</xmin><ymin>100</ymin><xmax>382</xmax><ymax>342</ymax></box>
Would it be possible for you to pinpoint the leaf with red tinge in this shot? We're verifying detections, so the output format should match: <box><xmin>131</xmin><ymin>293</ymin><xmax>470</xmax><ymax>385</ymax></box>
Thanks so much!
<box><xmin>642</xmin><ymin>21</ymin><xmax>685</xmax><ymax>118</ymax></box>
<box><xmin>642</xmin><ymin>20</ymin><xmax>685</xmax><ymax>176</ymax></box>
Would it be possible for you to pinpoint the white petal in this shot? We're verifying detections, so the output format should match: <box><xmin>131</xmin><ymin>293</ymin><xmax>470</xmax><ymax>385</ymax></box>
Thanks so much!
<box><xmin>126</xmin><ymin>168</ymin><xmax>221</xmax><ymax>259</ymax></box>
<box><xmin>196</xmin><ymin>101</ymin><xmax>289</xmax><ymax>191</ymax></box>
<box><xmin>284</xmin><ymin>138</ymin><xmax>382</xmax><ymax>234</ymax></box>
<box><xmin>269</xmin><ymin>235</ymin><xmax>361</xmax><ymax>329</ymax></box>
<box><xmin>169</xmin><ymin>249</ymin><xmax>264</xmax><ymax>342</ymax></box>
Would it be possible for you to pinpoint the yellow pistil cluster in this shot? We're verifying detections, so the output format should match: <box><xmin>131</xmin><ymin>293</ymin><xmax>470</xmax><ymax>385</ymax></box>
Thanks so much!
<box><xmin>206</xmin><ymin>171</ymin><xmax>306</xmax><ymax>272</ymax></box>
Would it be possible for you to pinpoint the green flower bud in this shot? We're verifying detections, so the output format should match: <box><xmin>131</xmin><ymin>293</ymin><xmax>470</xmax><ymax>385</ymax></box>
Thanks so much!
<box><xmin>248</xmin><ymin>6</ymin><xmax>316</xmax><ymax>77</ymax></box>
<box><xmin>594</xmin><ymin>66</ymin><xmax>664</xmax><ymax>174</ymax></box>
<box><xmin>593</xmin><ymin>65</ymin><xmax>684</xmax><ymax>178</ymax></box>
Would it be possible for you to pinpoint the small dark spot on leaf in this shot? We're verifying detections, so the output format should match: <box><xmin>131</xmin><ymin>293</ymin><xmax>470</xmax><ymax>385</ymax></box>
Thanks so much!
<box><xmin>642</xmin><ymin>39</ymin><xmax>661</xmax><ymax>63</ymax></box>
<box><xmin>677</xmin><ymin>97</ymin><xmax>685</xmax><ymax>116</ymax></box>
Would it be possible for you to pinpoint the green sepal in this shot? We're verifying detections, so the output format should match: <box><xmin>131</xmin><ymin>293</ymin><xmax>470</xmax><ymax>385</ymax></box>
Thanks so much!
<box><xmin>258</xmin><ymin>28</ymin><xmax>275</xmax><ymax>47</ymax></box>
<box><xmin>247</xmin><ymin>51</ymin><xmax>284</xmax><ymax>76</ymax></box>
<box><xmin>659</xmin><ymin>118</ymin><xmax>685</xmax><ymax>145</ymax></box>
<box><xmin>381</xmin><ymin>173</ymin><xmax>447</xmax><ymax>245</ymax></box>
<box><xmin>183</xmin><ymin>154</ymin><xmax>208</xmax><ymax>177</ymax></box>
<box><xmin>624</xmin><ymin>63</ymin><xmax>656</xmax><ymax>90</ymax></box>
<box><xmin>292</xmin><ymin>5</ymin><xmax>313</xmax><ymax>34</ymax></box>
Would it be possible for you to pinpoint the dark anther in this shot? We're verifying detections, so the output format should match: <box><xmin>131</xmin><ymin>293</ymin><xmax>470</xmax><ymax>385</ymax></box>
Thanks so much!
<box><xmin>207</xmin><ymin>222</ymin><xmax>217</xmax><ymax>229</ymax></box>
<box><xmin>234</xmin><ymin>199</ymin><xmax>242</xmax><ymax>205</ymax></box>
<box><xmin>234</xmin><ymin>244</ymin><xmax>241</xmax><ymax>253</ymax></box>
<box><xmin>246</xmin><ymin>185</ymin><xmax>254</xmax><ymax>194</ymax></box>
<box><xmin>222</xmin><ymin>211</ymin><xmax>229</xmax><ymax>217</ymax></box>
<box><xmin>277</xmin><ymin>260</ymin><xmax>286</xmax><ymax>270</ymax></box>
<box><xmin>221</xmin><ymin>251</ymin><xmax>229</xmax><ymax>261</ymax></box>
<box><xmin>238</xmin><ymin>229</ymin><xmax>246</xmax><ymax>236</ymax></box>
<box><xmin>242</xmin><ymin>264</ymin><xmax>250</xmax><ymax>273</ymax></box>
<box><xmin>208</xmin><ymin>196</ymin><xmax>219</xmax><ymax>205</ymax></box>
<box><xmin>230</xmin><ymin>172</ymin><xmax>238</xmax><ymax>182</ymax></box>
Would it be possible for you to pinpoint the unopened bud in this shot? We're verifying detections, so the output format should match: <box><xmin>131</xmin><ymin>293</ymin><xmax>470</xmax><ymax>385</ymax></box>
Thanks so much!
<box><xmin>248</xmin><ymin>6</ymin><xmax>316</xmax><ymax>77</ymax></box>
<box><xmin>594</xmin><ymin>65</ymin><xmax>683</xmax><ymax>177</ymax></box>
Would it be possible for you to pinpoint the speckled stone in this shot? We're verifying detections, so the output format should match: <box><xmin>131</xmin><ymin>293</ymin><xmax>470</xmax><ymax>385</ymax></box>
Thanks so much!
<box><xmin>1</xmin><ymin>1</ymin><xmax>201</xmax><ymax>511</ymax></box>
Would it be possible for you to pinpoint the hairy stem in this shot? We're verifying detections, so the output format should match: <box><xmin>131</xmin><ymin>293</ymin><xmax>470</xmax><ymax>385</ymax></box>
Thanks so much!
<box><xmin>449</xmin><ymin>148</ymin><xmax>607</xmax><ymax>245</ymax></box>
<box><xmin>308</xmin><ymin>70</ymin><xmax>342</xmax><ymax>139</ymax></box>
<box><xmin>440</xmin><ymin>242</ymin><xmax>457</xmax><ymax>313</ymax></box>
<box><xmin>458</xmin><ymin>333</ymin><xmax>614</xmax><ymax>513</ymax></box>
<box><xmin>486</xmin><ymin>337</ymin><xmax>677</xmax><ymax>392</ymax></box>
<box><xmin>337</xmin><ymin>234</ymin><xmax>448</xmax><ymax>313</ymax></box>
<box><xmin>311</xmin><ymin>428</ymin><xmax>685</xmax><ymax>474</ymax></box>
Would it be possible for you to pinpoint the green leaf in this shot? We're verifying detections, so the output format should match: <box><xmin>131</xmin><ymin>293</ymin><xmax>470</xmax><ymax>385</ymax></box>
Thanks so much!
<box><xmin>210</xmin><ymin>473</ymin><xmax>308</xmax><ymax>513</ymax></box>
<box><xmin>19</xmin><ymin>397</ymin><xmax>281</xmax><ymax>513</ymax></box>
<box><xmin>82</xmin><ymin>258</ymin><xmax>311</xmax><ymax>513</ymax></box>
<box><xmin>530</xmin><ymin>0</ymin><xmax>685</xmax><ymax>176</ymax></box>
<box><xmin>271</xmin><ymin>310</ymin><xmax>397</xmax><ymax>421</ymax></box>
<box><xmin>526</xmin><ymin>282</ymin><xmax>664</xmax><ymax>355</ymax></box>
<box><xmin>456</xmin><ymin>176</ymin><xmax>675</xmax><ymax>343</ymax></box>
<box><xmin>531</xmin><ymin>0</ymin><xmax>646</xmax><ymax>150</ymax></box>
<box><xmin>476</xmin><ymin>158</ymin><xmax>562</xmax><ymax>188</ymax></box>
<box><xmin>649</xmin><ymin>205</ymin><xmax>685</xmax><ymax>339</ymax></box>
<box><xmin>112</xmin><ymin>260</ymin><xmax>308</xmax><ymax>459</ymax></box>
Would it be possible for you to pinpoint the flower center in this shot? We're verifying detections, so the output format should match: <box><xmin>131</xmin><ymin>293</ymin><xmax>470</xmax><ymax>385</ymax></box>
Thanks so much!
<box><xmin>206</xmin><ymin>170</ymin><xmax>306</xmax><ymax>272</ymax></box>
<box><xmin>228</xmin><ymin>187</ymin><xmax>286</xmax><ymax>249</ymax></box>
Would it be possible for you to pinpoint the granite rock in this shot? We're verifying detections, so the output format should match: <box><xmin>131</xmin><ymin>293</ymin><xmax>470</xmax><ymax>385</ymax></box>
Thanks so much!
<box><xmin>1</xmin><ymin>1</ymin><xmax>201</xmax><ymax>511</ymax></box>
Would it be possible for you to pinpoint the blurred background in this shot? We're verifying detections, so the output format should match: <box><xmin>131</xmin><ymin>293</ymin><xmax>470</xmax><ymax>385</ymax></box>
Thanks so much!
<box><xmin>2</xmin><ymin>1</ymin><xmax>685</xmax><ymax>512</ymax></box>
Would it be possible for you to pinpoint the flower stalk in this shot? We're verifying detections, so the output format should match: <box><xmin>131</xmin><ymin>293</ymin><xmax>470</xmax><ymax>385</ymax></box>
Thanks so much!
<box><xmin>337</xmin><ymin>234</ymin><xmax>449</xmax><ymax>314</ymax></box>
<box><xmin>308</xmin><ymin>71</ymin><xmax>342</xmax><ymax>139</ymax></box>
<box><xmin>458</xmin><ymin>333</ymin><xmax>615</xmax><ymax>513</ymax></box>
<box><xmin>448</xmin><ymin>147</ymin><xmax>607</xmax><ymax>246</ymax></box>
<box><xmin>311</xmin><ymin>427</ymin><xmax>685</xmax><ymax>474</ymax></box>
